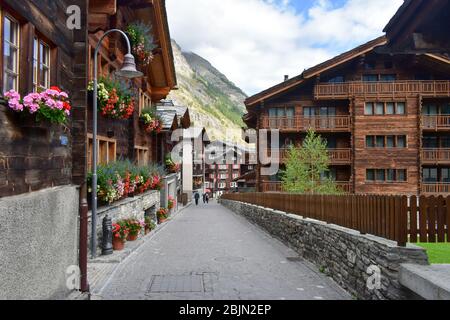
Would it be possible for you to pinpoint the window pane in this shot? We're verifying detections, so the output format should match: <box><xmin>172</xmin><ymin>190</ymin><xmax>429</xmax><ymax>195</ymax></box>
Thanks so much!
<box><xmin>269</xmin><ymin>108</ymin><xmax>277</xmax><ymax>117</ymax></box>
<box><xmin>397</xmin><ymin>170</ymin><xmax>407</xmax><ymax>182</ymax></box>
<box><xmin>442</xmin><ymin>137</ymin><xmax>450</xmax><ymax>148</ymax></box>
<box><xmin>363</xmin><ymin>74</ymin><xmax>378</xmax><ymax>82</ymax></box>
<box><xmin>442</xmin><ymin>169</ymin><xmax>450</xmax><ymax>183</ymax></box>
<box><xmin>423</xmin><ymin>105</ymin><xmax>438</xmax><ymax>115</ymax></box>
<box><xmin>365</xmin><ymin>103</ymin><xmax>374</xmax><ymax>115</ymax></box>
<box><xmin>387</xmin><ymin>169</ymin><xmax>395</xmax><ymax>182</ymax></box>
<box><xmin>424</xmin><ymin>136</ymin><xmax>438</xmax><ymax>148</ymax></box>
<box><xmin>376</xmin><ymin>136</ymin><xmax>385</xmax><ymax>148</ymax></box>
<box><xmin>366</xmin><ymin>169</ymin><xmax>375</xmax><ymax>181</ymax></box>
<box><xmin>380</xmin><ymin>74</ymin><xmax>396</xmax><ymax>82</ymax></box>
<box><xmin>375</xmin><ymin>103</ymin><xmax>384</xmax><ymax>115</ymax></box>
<box><xmin>441</xmin><ymin>104</ymin><xmax>450</xmax><ymax>115</ymax></box>
<box><xmin>386</xmin><ymin>136</ymin><xmax>395</xmax><ymax>148</ymax></box>
<box><xmin>376</xmin><ymin>169</ymin><xmax>385</xmax><ymax>181</ymax></box>
<box><xmin>366</xmin><ymin>136</ymin><xmax>374</xmax><ymax>148</ymax></box>
<box><xmin>397</xmin><ymin>136</ymin><xmax>406</xmax><ymax>148</ymax></box>
<box><xmin>386</xmin><ymin>102</ymin><xmax>395</xmax><ymax>115</ymax></box>
<box><xmin>396</xmin><ymin>103</ymin><xmax>406</xmax><ymax>115</ymax></box>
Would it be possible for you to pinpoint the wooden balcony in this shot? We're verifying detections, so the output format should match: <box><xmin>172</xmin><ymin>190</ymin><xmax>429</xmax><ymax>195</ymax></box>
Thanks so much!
<box><xmin>422</xmin><ymin>183</ymin><xmax>450</xmax><ymax>194</ymax></box>
<box><xmin>314</xmin><ymin>80</ymin><xmax>450</xmax><ymax>100</ymax></box>
<box><xmin>422</xmin><ymin>115</ymin><xmax>450</xmax><ymax>130</ymax></box>
<box><xmin>261</xmin><ymin>116</ymin><xmax>351</xmax><ymax>132</ymax></box>
<box><xmin>271</xmin><ymin>148</ymin><xmax>352</xmax><ymax>164</ymax></box>
<box><xmin>260</xmin><ymin>181</ymin><xmax>353</xmax><ymax>193</ymax></box>
<box><xmin>422</xmin><ymin>149</ymin><xmax>450</xmax><ymax>164</ymax></box>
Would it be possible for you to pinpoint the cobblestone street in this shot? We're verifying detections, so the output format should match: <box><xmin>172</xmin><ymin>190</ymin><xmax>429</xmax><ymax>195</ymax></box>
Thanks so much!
<box><xmin>97</xmin><ymin>201</ymin><xmax>351</xmax><ymax>300</ymax></box>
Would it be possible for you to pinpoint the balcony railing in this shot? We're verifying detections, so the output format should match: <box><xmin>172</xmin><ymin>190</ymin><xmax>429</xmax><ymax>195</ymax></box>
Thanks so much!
<box><xmin>422</xmin><ymin>183</ymin><xmax>450</xmax><ymax>194</ymax></box>
<box><xmin>422</xmin><ymin>149</ymin><xmax>450</xmax><ymax>164</ymax></box>
<box><xmin>422</xmin><ymin>115</ymin><xmax>450</xmax><ymax>130</ymax></box>
<box><xmin>261</xmin><ymin>116</ymin><xmax>351</xmax><ymax>132</ymax></box>
<box><xmin>267</xmin><ymin>148</ymin><xmax>352</xmax><ymax>164</ymax></box>
<box><xmin>314</xmin><ymin>80</ymin><xmax>450</xmax><ymax>99</ymax></box>
<box><xmin>261</xmin><ymin>181</ymin><xmax>353</xmax><ymax>193</ymax></box>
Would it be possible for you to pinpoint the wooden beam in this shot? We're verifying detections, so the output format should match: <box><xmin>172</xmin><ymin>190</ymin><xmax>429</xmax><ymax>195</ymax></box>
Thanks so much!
<box><xmin>89</xmin><ymin>0</ymin><xmax>117</xmax><ymax>15</ymax></box>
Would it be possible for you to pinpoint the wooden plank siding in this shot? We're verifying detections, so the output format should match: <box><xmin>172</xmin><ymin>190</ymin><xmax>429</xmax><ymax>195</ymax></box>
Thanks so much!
<box><xmin>0</xmin><ymin>0</ymin><xmax>87</xmax><ymax>197</ymax></box>
<box><xmin>249</xmin><ymin>43</ymin><xmax>450</xmax><ymax>196</ymax></box>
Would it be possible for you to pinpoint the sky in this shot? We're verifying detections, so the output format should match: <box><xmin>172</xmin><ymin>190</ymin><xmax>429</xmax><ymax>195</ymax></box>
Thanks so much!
<box><xmin>166</xmin><ymin>0</ymin><xmax>404</xmax><ymax>96</ymax></box>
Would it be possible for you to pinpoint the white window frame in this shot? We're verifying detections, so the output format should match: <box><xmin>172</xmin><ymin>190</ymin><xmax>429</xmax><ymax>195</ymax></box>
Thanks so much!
<box><xmin>3</xmin><ymin>14</ymin><xmax>20</xmax><ymax>93</ymax></box>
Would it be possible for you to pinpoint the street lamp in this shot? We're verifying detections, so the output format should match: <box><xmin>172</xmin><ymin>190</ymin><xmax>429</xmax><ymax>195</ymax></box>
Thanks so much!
<box><xmin>91</xmin><ymin>29</ymin><xmax>143</xmax><ymax>258</ymax></box>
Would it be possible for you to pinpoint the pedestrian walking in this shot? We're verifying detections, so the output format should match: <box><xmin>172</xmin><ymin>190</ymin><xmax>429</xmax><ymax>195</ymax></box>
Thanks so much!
<box><xmin>194</xmin><ymin>192</ymin><xmax>200</xmax><ymax>206</ymax></box>
<box><xmin>202</xmin><ymin>193</ymin><xmax>206</xmax><ymax>204</ymax></box>
<box><xmin>205</xmin><ymin>193</ymin><xmax>209</xmax><ymax>204</ymax></box>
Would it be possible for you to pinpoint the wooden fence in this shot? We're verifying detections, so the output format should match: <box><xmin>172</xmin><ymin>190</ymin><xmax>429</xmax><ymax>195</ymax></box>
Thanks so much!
<box><xmin>221</xmin><ymin>193</ymin><xmax>450</xmax><ymax>247</ymax></box>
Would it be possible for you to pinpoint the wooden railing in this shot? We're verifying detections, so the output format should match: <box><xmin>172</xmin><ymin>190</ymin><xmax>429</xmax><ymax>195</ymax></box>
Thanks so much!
<box><xmin>272</xmin><ymin>148</ymin><xmax>351</xmax><ymax>164</ymax></box>
<box><xmin>422</xmin><ymin>183</ymin><xmax>450</xmax><ymax>194</ymax></box>
<box><xmin>422</xmin><ymin>115</ymin><xmax>450</xmax><ymax>130</ymax></box>
<box><xmin>261</xmin><ymin>116</ymin><xmax>351</xmax><ymax>131</ymax></box>
<box><xmin>314</xmin><ymin>80</ymin><xmax>450</xmax><ymax>99</ymax></box>
<box><xmin>221</xmin><ymin>193</ymin><xmax>450</xmax><ymax>246</ymax></box>
<box><xmin>261</xmin><ymin>181</ymin><xmax>353</xmax><ymax>193</ymax></box>
<box><xmin>422</xmin><ymin>149</ymin><xmax>450</xmax><ymax>164</ymax></box>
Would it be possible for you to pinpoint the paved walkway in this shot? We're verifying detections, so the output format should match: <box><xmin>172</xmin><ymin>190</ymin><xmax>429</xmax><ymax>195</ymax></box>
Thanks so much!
<box><xmin>97</xmin><ymin>200</ymin><xmax>351</xmax><ymax>300</ymax></box>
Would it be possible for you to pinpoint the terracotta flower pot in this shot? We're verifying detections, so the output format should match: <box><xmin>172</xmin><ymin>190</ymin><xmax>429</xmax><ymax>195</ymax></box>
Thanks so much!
<box><xmin>127</xmin><ymin>233</ymin><xmax>139</xmax><ymax>241</ymax></box>
<box><xmin>112</xmin><ymin>237</ymin><xmax>125</xmax><ymax>251</ymax></box>
<box><xmin>158</xmin><ymin>218</ymin><xmax>167</xmax><ymax>224</ymax></box>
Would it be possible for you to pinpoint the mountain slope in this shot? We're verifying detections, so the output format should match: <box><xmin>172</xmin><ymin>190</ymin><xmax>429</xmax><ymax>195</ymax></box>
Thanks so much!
<box><xmin>168</xmin><ymin>40</ymin><xmax>247</xmax><ymax>141</ymax></box>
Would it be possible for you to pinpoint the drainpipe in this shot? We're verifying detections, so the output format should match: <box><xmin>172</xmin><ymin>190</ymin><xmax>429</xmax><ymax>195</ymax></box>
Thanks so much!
<box><xmin>79</xmin><ymin>182</ymin><xmax>90</xmax><ymax>293</ymax></box>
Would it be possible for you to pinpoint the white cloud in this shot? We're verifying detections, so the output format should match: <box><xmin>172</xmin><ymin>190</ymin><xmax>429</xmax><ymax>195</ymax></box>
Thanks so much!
<box><xmin>166</xmin><ymin>0</ymin><xmax>403</xmax><ymax>95</ymax></box>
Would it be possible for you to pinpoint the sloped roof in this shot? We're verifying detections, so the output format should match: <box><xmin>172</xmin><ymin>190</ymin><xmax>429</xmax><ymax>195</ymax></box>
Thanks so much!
<box><xmin>245</xmin><ymin>36</ymin><xmax>388</xmax><ymax>107</ymax></box>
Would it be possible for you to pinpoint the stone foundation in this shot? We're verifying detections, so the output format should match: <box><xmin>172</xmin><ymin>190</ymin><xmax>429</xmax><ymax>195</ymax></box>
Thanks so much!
<box><xmin>89</xmin><ymin>190</ymin><xmax>160</xmax><ymax>255</ymax></box>
<box><xmin>0</xmin><ymin>186</ymin><xmax>79</xmax><ymax>299</ymax></box>
<box><xmin>220</xmin><ymin>199</ymin><xmax>429</xmax><ymax>300</ymax></box>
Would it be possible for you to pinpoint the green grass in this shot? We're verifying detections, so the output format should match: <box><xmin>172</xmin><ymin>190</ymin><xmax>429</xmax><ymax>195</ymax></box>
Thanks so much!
<box><xmin>415</xmin><ymin>242</ymin><xmax>450</xmax><ymax>264</ymax></box>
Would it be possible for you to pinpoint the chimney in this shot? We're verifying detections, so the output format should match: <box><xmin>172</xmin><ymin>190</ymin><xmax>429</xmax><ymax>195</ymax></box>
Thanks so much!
<box><xmin>284</xmin><ymin>75</ymin><xmax>289</xmax><ymax>81</ymax></box>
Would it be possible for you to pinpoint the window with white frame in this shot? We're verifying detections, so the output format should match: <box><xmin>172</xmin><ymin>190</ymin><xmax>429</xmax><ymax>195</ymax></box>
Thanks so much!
<box><xmin>3</xmin><ymin>15</ymin><xmax>20</xmax><ymax>93</ymax></box>
<box><xmin>33</xmin><ymin>37</ymin><xmax>50</xmax><ymax>91</ymax></box>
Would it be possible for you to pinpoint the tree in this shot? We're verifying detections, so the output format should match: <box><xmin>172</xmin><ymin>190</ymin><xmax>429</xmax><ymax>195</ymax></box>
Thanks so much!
<box><xmin>281</xmin><ymin>129</ymin><xmax>341</xmax><ymax>195</ymax></box>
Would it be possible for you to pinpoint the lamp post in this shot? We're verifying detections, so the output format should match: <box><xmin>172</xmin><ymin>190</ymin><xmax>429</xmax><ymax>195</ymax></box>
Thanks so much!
<box><xmin>91</xmin><ymin>29</ymin><xmax>143</xmax><ymax>258</ymax></box>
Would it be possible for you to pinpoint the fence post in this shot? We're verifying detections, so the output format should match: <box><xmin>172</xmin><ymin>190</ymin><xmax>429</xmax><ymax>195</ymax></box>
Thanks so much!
<box><xmin>397</xmin><ymin>196</ymin><xmax>408</xmax><ymax>247</ymax></box>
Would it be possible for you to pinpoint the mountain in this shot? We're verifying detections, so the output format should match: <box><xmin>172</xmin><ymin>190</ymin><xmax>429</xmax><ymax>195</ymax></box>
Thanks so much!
<box><xmin>168</xmin><ymin>40</ymin><xmax>247</xmax><ymax>142</ymax></box>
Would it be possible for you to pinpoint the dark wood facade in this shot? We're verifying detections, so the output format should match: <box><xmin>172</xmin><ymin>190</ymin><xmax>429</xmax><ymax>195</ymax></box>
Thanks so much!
<box><xmin>245</xmin><ymin>37</ymin><xmax>450</xmax><ymax>196</ymax></box>
<box><xmin>0</xmin><ymin>0</ymin><xmax>88</xmax><ymax>196</ymax></box>
<box><xmin>0</xmin><ymin>0</ymin><xmax>177</xmax><ymax>198</ymax></box>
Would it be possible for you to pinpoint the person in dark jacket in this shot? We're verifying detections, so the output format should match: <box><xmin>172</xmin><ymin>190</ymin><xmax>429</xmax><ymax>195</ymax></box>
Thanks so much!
<box><xmin>194</xmin><ymin>192</ymin><xmax>200</xmax><ymax>206</ymax></box>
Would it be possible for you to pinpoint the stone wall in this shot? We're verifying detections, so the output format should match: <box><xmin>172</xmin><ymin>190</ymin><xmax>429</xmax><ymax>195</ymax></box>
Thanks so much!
<box><xmin>220</xmin><ymin>199</ymin><xmax>429</xmax><ymax>300</ymax></box>
<box><xmin>0</xmin><ymin>186</ymin><xmax>79</xmax><ymax>300</ymax></box>
<box><xmin>89</xmin><ymin>190</ymin><xmax>160</xmax><ymax>255</ymax></box>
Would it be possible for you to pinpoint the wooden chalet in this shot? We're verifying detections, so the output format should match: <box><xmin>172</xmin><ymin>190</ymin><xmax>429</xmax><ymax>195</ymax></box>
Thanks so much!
<box><xmin>244</xmin><ymin>36</ymin><xmax>450</xmax><ymax>196</ymax></box>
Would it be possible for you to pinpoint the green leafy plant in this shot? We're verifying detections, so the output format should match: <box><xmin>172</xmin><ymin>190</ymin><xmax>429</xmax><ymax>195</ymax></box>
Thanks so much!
<box><xmin>140</xmin><ymin>107</ymin><xmax>163</xmax><ymax>134</ymax></box>
<box><xmin>113</xmin><ymin>221</ymin><xmax>130</xmax><ymax>241</ymax></box>
<box><xmin>145</xmin><ymin>216</ymin><xmax>156</xmax><ymax>231</ymax></box>
<box><xmin>281</xmin><ymin>129</ymin><xmax>341</xmax><ymax>195</ymax></box>
<box><xmin>125</xmin><ymin>219</ymin><xmax>143</xmax><ymax>237</ymax></box>
<box><xmin>126</xmin><ymin>21</ymin><xmax>157</xmax><ymax>66</ymax></box>
<box><xmin>87</xmin><ymin>77</ymin><xmax>135</xmax><ymax>119</ymax></box>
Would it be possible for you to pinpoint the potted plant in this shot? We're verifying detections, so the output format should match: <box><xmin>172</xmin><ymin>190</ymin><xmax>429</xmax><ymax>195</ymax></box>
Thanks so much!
<box><xmin>157</xmin><ymin>208</ymin><xmax>169</xmax><ymax>224</ymax></box>
<box><xmin>3</xmin><ymin>87</ymin><xmax>71</xmax><ymax>126</ymax></box>
<box><xmin>112</xmin><ymin>221</ymin><xmax>129</xmax><ymax>251</ymax></box>
<box><xmin>140</xmin><ymin>107</ymin><xmax>163</xmax><ymax>134</ymax></box>
<box><xmin>87</xmin><ymin>78</ymin><xmax>135</xmax><ymax>120</ymax></box>
<box><xmin>165</xmin><ymin>154</ymin><xmax>180</xmax><ymax>173</ymax></box>
<box><xmin>144</xmin><ymin>216</ymin><xmax>156</xmax><ymax>235</ymax></box>
<box><xmin>125</xmin><ymin>219</ymin><xmax>142</xmax><ymax>241</ymax></box>
<box><xmin>126</xmin><ymin>21</ymin><xmax>157</xmax><ymax>67</ymax></box>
